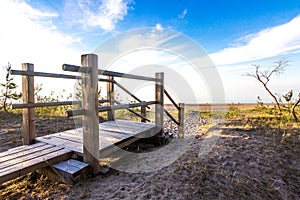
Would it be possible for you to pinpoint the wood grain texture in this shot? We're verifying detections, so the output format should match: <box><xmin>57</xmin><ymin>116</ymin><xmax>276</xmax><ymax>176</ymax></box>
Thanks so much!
<box><xmin>22</xmin><ymin>63</ymin><xmax>35</xmax><ymax>144</ymax></box>
<box><xmin>81</xmin><ymin>54</ymin><xmax>100</xmax><ymax>175</ymax></box>
<box><xmin>0</xmin><ymin>145</ymin><xmax>72</xmax><ymax>184</ymax></box>
<box><xmin>35</xmin><ymin>120</ymin><xmax>156</xmax><ymax>157</ymax></box>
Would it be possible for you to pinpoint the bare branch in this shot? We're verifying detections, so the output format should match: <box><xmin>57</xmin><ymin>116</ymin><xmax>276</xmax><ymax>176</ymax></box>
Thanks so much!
<box><xmin>267</xmin><ymin>59</ymin><xmax>288</xmax><ymax>79</ymax></box>
<box><xmin>244</xmin><ymin>58</ymin><xmax>289</xmax><ymax>113</ymax></box>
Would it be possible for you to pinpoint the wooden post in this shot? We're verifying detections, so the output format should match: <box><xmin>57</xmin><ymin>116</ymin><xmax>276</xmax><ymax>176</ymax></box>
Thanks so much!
<box><xmin>178</xmin><ymin>103</ymin><xmax>185</xmax><ymax>139</ymax></box>
<box><xmin>107</xmin><ymin>76</ymin><xmax>114</xmax><ymax>121</ymax></box>
<box><xmin>141</xmin><ymin>104</ymin><xmax>146</xmax><ymax>122</ymax></box>
<box><xmin>155</xmin><ymin>73</ymin><xmax>164</xmax><ymax>134</ymax></box>
<box><xmin>81</xmin><ymin>54</ymin><xmax>100</xmax><ymax>175</ymax></box>
<box><xmin>22</xmin><ymin>63</ymin><xmax>35</xmax><ymax>145</ymax></box>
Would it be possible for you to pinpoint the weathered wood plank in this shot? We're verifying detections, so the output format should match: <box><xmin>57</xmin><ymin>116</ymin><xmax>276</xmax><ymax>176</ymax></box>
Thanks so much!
<box><xmin>0</xmin><ymin>144</ymin><xmax>54</xmax><ymax>164</ymax></box>
<box><xmin>35</xmin><ymin>120</ymin><xmax>156</xmax><ymax>158</ymax></box>
<box><xmin>0</xmin><ymin>148</ymin><xmax>72</xmax><ymax>184</ymax></box>
<box><xmin>36</xmin><ymin>137</ymin><xmax>83</xmax><ymax>154</ymax></box>
<box><xmin>64</xmin><ymin>129</ymin><xmax>128</xmax><ymax>140</ymax></box>
<box><xmin>37</xmin><ymin>133</ymin><xmax>117</xmax><ymax>155</ymax></box>
<box><xmin>0</xmin><ymin>146</ymin><xmax>63</xmax><ymax>170</ymax></box>
<box><xmin>53</xmin><ymin>132</ymin><xmax>119</xmax><ymax>146</ymax></box>
<box><xmin>0</xmin><ymin>143</ymin><xmax>46</xmax><ymax>158</ymax></box>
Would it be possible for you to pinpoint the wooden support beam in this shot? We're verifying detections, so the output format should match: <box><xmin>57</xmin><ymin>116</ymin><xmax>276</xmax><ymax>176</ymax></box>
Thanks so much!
<box><xmin>81</xmin><ymin>54</ymin><xmax>100</xmax><ymax>175</ymax></box>
<box><xmin>141</xmin><ymin>104</ymin><xmax>146</xmax><ymax>122</ymax></box>
<box><xmin>22</xmin><ymin>63</ymin><xmax>35</xmax><ymax>145</ymax></box>
<box><xmin>107</xmin><ymin>76</ymin><xmax>115</xmax><ymax>121</ymax></box>
<box><xmin>155</xmin><ymin>73</ymin><xmax>164</xmax><ymax>134</ymax></box>
<box><xmin>164</xmin><ymin>108</ymin><xmax>179</xmax><ymax>125</ymax></box>
<box><xmin>164</xmin><ymin>89</ymin><xmax>180</xmax><ymax>110</ymax></box>
<box><xmin>178</xmin><ymin>103</ymin><xmax>185</xmax><ymax>139</ymax></box>
<box><xmin>114</xmin><ymin>81</ymin><xmax>150</xmax><ymax>109</ymax></box>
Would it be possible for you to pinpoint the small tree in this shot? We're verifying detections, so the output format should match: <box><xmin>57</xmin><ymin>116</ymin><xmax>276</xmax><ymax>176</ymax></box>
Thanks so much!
<box><xmin>245</xmin><ymin>59</ymin><xmax>288</xmax><ymax>113</ymax></box>
<box><xmin>0</xmin><ymin>63</ymin><xmax>22</xmax><ymax>112</ymax></box>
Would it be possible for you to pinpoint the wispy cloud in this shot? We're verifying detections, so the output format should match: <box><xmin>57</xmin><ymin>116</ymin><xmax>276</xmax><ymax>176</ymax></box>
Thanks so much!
<box><xmin>210</xmin><ymin>15</ymin><xmax>300</xmax><ymax>66</ymax></box>
<box><xmin>63</xmin><ymin>0</ymin><xmax>133</xmax><ymax>31</ymax></box>
<box><xmin>0</xmin><ymin>0</ymin><xmax>82</xmax><ymax>92</ymax></box>
<box><xmin>178</xmin><ymin>8</ymin><xmax>187</xmax><ymax>19</ymax></box>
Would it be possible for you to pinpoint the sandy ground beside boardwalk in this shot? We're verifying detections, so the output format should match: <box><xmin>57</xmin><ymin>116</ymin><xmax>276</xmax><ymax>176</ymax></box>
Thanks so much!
<box><xmin>0</xmin><ymin>112</ymin><xmax>300</xmax><ymax>199</ymax></box>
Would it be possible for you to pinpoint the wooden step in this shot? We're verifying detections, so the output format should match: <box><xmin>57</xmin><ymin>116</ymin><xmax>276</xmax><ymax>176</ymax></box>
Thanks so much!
<box><xmin>0</xmin><ymin>142</ymin><xmax>72</xmax><ymax>184</ymax></box>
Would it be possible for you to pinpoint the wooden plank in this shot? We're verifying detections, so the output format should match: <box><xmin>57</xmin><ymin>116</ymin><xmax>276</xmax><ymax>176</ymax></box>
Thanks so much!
<box><xmin>35</xmin><ymin>120</ymin><xmax>156</xmax><ymax>158</ymax></box>
<box><xmin>64</xmin><ymin>127</ymin><xmax>132</xmax><ymax>140</ymax></box>
<box><xmin>36</xmin><ymin>136</ymin><xmax>83</xmax><ymax>154</ymax></box>
<box><xmin>53</xmin><ymin>132</ymin><xmax>120</xmax><ymax>145</ymax></box>
<box><xmin>99</xmin><ymin>126</ymin><xmax>158</xmax><ymax>157</ymax></box>
<box><xmin>0</xmin><ymin>144</ymin><xmax>54</xmax><ymax>163</ymax></box>
<box><xmin>63</xmin><ymin>120</ymin><xmax>155</xmax><ymax>138</ymax></box>
<box><xmin>22</xmin><ymin>63</ymin><xmax>35</xmax><ymax>145</ymax></box>
<box><xmin>0</xmin><ymin>148</ymin><xmax>72</xmax><ymax>184</ymax></box>
<box><xmin>99</xmin><ymin>120</ymin><xmax>155</xmax><ymax>134</ymax></box>
<box><xmin>0</xmin><ymin>146</ymin><xmax>63</xmax><ymax>170</ymax></box>
<box><xmin>0</xmin><ymin>143</ymin><xmax>46</xmax><ymax>158</ymax></box>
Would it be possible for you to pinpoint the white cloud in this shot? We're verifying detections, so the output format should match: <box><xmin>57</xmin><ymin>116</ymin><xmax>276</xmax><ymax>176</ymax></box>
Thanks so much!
<box><xmin>0</xmin><ymin>0</ymin><xmax>83</xmax><ymax>94</ymax></box>
<box><xmin>155</xmin><ymin>23</ymin><xmax>163</xmax><ymax>31</ymax></box>
<box><xmin>64</xmin><ymin>0</ymin><xmax>132</xmax><ymax>31</ymax></box>
<box><xmin>178</xmin><ymin>8</ymin><xmax>187</xmax><ymax>19</ymax></box>
<box><xmin>210</xmin><ymin>15</ymin><xmax>300</xmax><ymax>66</ymax></box>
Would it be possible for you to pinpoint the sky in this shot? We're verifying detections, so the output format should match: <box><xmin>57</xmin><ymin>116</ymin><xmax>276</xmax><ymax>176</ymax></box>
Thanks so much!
<box><xmin>0</xmin><ymin>0</ymin><xmax>300</xmax><ymax>103</ymax></box>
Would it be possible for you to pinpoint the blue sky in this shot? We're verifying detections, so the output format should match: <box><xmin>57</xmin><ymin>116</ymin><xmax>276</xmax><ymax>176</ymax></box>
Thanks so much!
<box><xmin>0</xmin><ymin>0</ymin><xmax>300</xmax><ymax>103</ymax></box>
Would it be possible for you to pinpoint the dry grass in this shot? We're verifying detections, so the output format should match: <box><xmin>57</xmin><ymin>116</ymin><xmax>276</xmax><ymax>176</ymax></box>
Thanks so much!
<box><xmin>0</xmin><ymin>104</ymin><xmax>299</xmax><ymax>199</ymax></box>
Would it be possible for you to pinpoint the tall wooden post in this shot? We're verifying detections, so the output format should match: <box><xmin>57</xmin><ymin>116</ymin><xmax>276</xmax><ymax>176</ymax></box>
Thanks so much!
<box><xmin>155</xmin><ymin>72</ymin><xmax>164</xmax><ymax>134</ymax></box>
<box><xmin>22</xmin><ymin>63</ymin><xmax>35</xmax><ymax>145</ymax></box>
<box><xmin>107</xmin><ymin>76</ymin><xmax>114</xmax><ymax>121</ymax></box>
<box><xmin>178</xmin><ymin>103</ymin><xmax>185</xmax><ymax>139</ymax></box>
<box><xmin>81</xmin><ymin>54</ymin><xmax>100</xmax><ymax>175</ymax></box>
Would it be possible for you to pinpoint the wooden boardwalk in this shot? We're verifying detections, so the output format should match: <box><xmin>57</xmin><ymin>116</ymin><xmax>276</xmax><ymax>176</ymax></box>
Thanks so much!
<box><xmin>3</xmin><ymin>54</ymin><xmax>183</xmax><ymax>183</ymax></box>
<box><xmin>0</xmin><ymin>120</ymin><xmax>156</xmax><ymax>184</ymax></box>
<box><xmin>36</xmin><ymin>120</ymin><xmax>157</xmax><ymax>158</ymax></box>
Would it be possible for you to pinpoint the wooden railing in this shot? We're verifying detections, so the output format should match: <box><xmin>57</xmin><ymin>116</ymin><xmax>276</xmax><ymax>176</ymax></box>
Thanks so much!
<box><xmin>11</xmin><ymin>54</ymin><xmax>185</xmax><ymax>175</ymax></box>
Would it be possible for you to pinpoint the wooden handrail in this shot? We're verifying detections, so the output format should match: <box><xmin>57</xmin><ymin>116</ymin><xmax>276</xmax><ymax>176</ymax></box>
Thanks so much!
<box><xmin>11</xmin><ymin>69</ymin><xmax>112</xmax><ymax>83</ymax></box>
<box><xmin>11</xmin><ymin>70</ymin><xmax>81</xmax><ymax>80</ymax></box>
<box><xmin>66</xmin><ymin>101</ymin><xmax>156</xmax><ymax>117</ymax></box>
<box><xmin>11</xmin><ymin>99</ymin><xmax>109</xmax><ymax>109</ymax></box>
<box><xmin>62</xmin><ymin>64</ymin><xmax>157</xmax><ymax>82</ymax></box>
<box><xmin>12</xmin><ymin>101</ymin><xmax>80</xmax><ymax>109</ymax></box>
<box><xmin>99</xmin><ymin>101</ymin><xmax>156</xmax><ymax>112</ymax></box>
